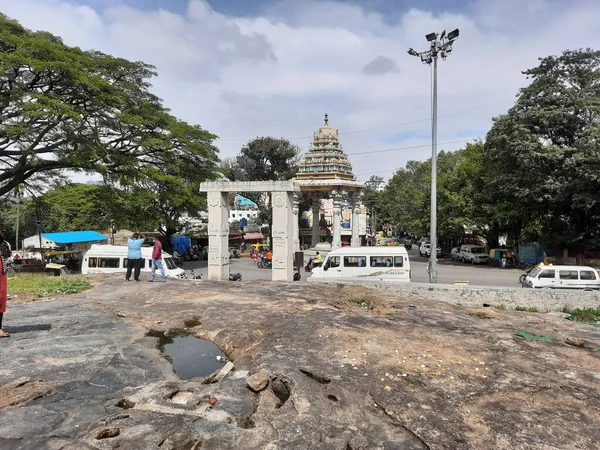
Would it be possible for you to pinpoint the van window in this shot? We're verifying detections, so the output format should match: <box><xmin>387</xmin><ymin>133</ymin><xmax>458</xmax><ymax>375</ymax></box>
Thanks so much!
<box><xmin>99</xmin><ymin>258</ymin><xmax>120</xmax><ymax>268</ymax></box>
<box><xmin>394</xmin><ymin>256</ymin><xmax>404</xmax><ymax>267</ymax></box>
<box><xmin>539</xmin><ymin>269</ymin><xmax>555</xmax><ymax>279</ymax></box>
<box><xmin>559</xmin><ymin>270</ymin><xmax>578</xmax><ymax>280</ymax></box>
<box><xmin>344</xmin><ymin>256</ymin><xmax>366</xmax><ymax>267</ymax></box>
<box><xmin>88</xmin><ymin>257</ymin><xmax>97</xmax><ymax>268</ymax></box>
<box><xmin>370</xmin><ymin>256</ymin><xmax>393</xmax><ymax>267</ymax></box>
<box><xmin>579</xmin><ymin>270</ymin><xmax>597</xmax><ymax>280</ymax></box>
<box><xmin>329</xmin><ymin>256</ymin><xmax>340</xmax><ymax>268</ymax></box>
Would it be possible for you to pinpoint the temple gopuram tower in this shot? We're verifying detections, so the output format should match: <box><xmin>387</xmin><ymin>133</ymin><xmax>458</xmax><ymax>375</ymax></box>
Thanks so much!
<box><xmin>294</xmin><ymin>114</ymin><xmax>363</xmax><ymax>250</ymax></box>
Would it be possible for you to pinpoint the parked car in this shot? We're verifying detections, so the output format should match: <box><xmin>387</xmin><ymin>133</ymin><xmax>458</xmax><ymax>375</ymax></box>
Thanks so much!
<box><xmin>459</xmin><ymin>245</ymin><xmax>489</xmax><ymax>264</ymax></box>
<box><xmin>419</xmin><ymin>242</ymin><xmax>442</xmax><ymax>257</ymax></box>
<box><xmin>450</xmin><ymin>247</ymin><xmax>461</xmax><ymax>260</ymax></box>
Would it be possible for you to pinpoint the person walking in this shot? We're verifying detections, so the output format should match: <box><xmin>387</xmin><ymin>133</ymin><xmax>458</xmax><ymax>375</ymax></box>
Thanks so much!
<box><xmin>149</xmin><ymin>236</ymin><xmax>167</xmax><ymax>282</ymax></box>
<box><xmin>0</xmin><ymin>233</ymin><xmax>11</xmax><ymax>338</ymax></box>
<box><xmin>126</xmin><ymin>232</ymin><xmax>145</xmax><ymax>281</ymax></box>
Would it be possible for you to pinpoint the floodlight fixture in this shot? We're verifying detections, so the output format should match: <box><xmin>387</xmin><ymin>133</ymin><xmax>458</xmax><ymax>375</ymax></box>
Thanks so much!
<box><xmin>426</xmin><ymin>32</ymin><xmax>437</xmax><ymax>42</ymax></box>
<box><xmin>407</xmin><ymin>48</ymin><xmax>419</xmax><ymax>57</ymax></box>
<box><xmin>439</xmin><ymin>30</ymin><xmax>446</xmax><ymax>40</ymax></box>
<box><xmin>447</xmin><ymin>28</ymin><xmax>459</xmax><ymax>40</ymax></box>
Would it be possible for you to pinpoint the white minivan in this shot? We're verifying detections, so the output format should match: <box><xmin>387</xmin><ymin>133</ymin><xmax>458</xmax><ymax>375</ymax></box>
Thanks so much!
<box><xmin>459</xmin><ymin>245</ymin><xmax>489</xmax><ymax>264</ymax></box>
<box><xmin>81</xmin><ymin>244</ymin><xmax>185</xmax><ymax>278</ymax></box>
<box><xmin>524</xmin><ymin>265</ymin><xmax>600</xmax><ymax>290</ymax></box>
<box><xmin>309</xmin><ymin>247</ymin><xmax>411</xmax><ymax>282</ymax></box>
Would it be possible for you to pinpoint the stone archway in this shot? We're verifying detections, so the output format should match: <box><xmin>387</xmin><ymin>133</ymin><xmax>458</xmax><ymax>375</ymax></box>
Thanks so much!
<box><xmin>199</xmin><ymin>181</ymin><xmax>301</xmax><ymax>281</ymax></box>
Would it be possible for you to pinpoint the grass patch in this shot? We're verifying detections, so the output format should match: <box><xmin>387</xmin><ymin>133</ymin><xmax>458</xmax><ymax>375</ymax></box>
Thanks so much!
<box><xmin>562</xmin><ymin>307</ymin><xmax>600</xmax><ymax>325</ymax></box>
<box><xmin>495</xmin><ymin>304</ymin><xmax>507</xmax><ymax>310</ymax></box>
<box><xmin>515</xmin><ymin>306</ymin><xmax>540</xmax><ymax>313</ymax></box>
<box><xmin>8</xmin><ymin>274</ymin><xmax>91</xmax><ymax>298</ymax></box>
<box><xmin>348</xmin><ymin>296</ymin><xmax>375</xmax><ymax>310</ymax></box>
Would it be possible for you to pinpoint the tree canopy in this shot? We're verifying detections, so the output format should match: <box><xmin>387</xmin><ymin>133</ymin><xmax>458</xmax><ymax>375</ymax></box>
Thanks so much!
<box><xmin>0</xmin><ymin>14</ymin><xmax>220</xmax><ymax>200</ymax></box>
<box><xmin>483</xmin><ymin>48</ymin><xmax>600</xmax><ymax>247</ymax></box>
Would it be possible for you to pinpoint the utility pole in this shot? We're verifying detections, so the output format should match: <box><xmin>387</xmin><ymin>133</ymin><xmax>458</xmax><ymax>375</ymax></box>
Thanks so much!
<box><xmin>408</xmin><ymin>29</ymin><xmax>459</xmax><ymax>283</ymax></box>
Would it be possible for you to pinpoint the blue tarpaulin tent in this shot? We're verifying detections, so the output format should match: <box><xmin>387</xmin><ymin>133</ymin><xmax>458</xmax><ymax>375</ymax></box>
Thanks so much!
<box><xmin>171</xmin><ymin>235</ymin><xmax>191</xmax><ymax>254</ymax></box>
<box><xmin>42</xmin><ymin>231</ymin><xmax>108</xmax><ymax>244</ymax></box>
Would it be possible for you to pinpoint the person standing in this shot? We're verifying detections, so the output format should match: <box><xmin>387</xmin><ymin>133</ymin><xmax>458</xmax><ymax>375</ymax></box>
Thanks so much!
<box><xmin>0</xmin><ymin>233</ymin><xmax>11</xmax><ymax>338</ymax></box>
<box><xmin>149</xmin><ymin>236</ymin><xmax>167</xmax><ymax>282</ymax></box>
<box><xmin>126</xmin><ymin>232</ymin><xmax>145</xmax><ymax>281</ymax></box>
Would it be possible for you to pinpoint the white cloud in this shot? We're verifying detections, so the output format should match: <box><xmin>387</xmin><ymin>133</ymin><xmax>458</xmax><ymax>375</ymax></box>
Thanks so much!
<box><xmin>2</xmin><ymin>0</ymin><xmax>600</xmax><ymax>182</ymax></box>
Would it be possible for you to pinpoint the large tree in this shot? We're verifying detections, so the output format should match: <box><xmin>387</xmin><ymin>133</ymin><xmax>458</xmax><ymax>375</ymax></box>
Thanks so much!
<box><xmin>0</xmin><ymin>14</ymin><xmax>219</xmax><ymax>199</ymax></box>
<box><xmin>484</xmin><ymin>48</ymin><xmax>600</xmax><ymax>247</ymax></box>
<box><xmin>224</xmin><ymin>137</ymin><xmax>301</xmax><ymax>226</ymax></box>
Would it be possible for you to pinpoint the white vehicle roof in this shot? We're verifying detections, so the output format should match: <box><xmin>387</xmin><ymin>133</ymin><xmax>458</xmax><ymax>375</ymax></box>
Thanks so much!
<box><xmin>327</xmin><ymin>246</ymin><xmax>408</xmax><ymax>255</ymax></box>
<box><xmin>531</xmin><ymin>265</ymin><xmax>598</xmax><ymax>271</ymax></box>
<box><xmin>84</xmin><ymin>244</ymin><xmax>173</xmax><ymax>258</ymax></box>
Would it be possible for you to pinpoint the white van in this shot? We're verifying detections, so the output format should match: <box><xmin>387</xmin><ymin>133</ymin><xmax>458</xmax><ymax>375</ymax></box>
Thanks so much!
<box><xmin>81</xmin><ymin>244</ymin><xmax>185</xmax><ymax>278</ymax></box>
<box><xmin>524</xmin><ymin>265</ymin><xmax>600</xmax><ymax>290</ymax></box>
<box><xmin>459</xmin><ymin>245</ymin><xmax>489</xmax><ymax>264</ymax></box>
<box><xmin>310</xmin><ymin>247</ymin><xmax>411</xmax><ymax>282</ymax></box>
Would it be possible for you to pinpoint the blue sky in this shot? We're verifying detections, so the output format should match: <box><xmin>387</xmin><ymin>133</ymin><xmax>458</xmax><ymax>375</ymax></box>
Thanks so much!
<box><xmin>1</xmin><ymin>0</ymin><xmax>598</xmax><ymax>181</ymax></box>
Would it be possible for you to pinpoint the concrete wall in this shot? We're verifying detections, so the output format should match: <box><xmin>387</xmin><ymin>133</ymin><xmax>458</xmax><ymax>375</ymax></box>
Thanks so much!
<box><xmin>309</xmin><ymin>279</ymin><xmax>600</xmax><ymax>311</ymax></box>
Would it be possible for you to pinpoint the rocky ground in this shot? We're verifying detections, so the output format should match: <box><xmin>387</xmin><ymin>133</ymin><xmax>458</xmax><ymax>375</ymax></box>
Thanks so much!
<box><xmin>0</xmin><ymin>276</ymin><xmax>599</xmax><ymax>449</ymax></box>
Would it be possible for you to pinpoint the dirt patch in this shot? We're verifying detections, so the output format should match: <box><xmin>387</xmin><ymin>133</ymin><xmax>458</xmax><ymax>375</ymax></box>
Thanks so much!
<box><xmin>0</xmin><ymin>377</ymin><xmax>54</xmax><ymax>408</ymax></box>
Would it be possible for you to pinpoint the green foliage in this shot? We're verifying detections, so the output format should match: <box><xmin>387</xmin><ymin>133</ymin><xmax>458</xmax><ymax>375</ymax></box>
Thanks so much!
<box><xmin>381</xmin><ymin>143</ymin><xmax>486</xmax><ymax>238</ymax></box>
<box><xmin>0</xmin><ymin>14</ymin><xmax>220</xmax><ymax>213</ymax></box>
<box><xmin>8</xmin><ymin>274</ymin><xmax>91</xmax><ymax>298</ymax></box>
<box><xmin>225</xmin><ymin>137</ymin><xmax>301</xmax><ymax>225</ymax></box>
<box><xmin>484</xmin><ymin>48</ymin><xmax>600</xmax><ymax>247</ymax></box>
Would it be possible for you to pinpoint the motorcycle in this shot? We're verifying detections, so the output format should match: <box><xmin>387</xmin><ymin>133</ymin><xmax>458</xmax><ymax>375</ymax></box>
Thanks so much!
<box><xmin>257</xmin><ymin>258</ymin><xmax>272</xmax><ymax>269</ymax></box>
<box><xmin>229</xmin><ymin>249</ymin><xmax>240</xmax><ymax>259</ymax></box>
<box><xmin>229</xmin><ymin>272</ymin><xmax>242</xmax><ymax>282</ymax></box>
<box><xmin>304</xmin><ymin>258</ymin><xmax>322</xmax><ymax>273</ymax></box>
<box><xmin>519</xmin><ymin>264</ymin><xmax>535</xmax><ymax>285</ymax></box>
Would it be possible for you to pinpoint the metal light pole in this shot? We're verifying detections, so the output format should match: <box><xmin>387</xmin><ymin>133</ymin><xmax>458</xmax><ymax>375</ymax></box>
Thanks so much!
<box><xmin>408</xmin><ymin>29</ymin><xmax>459</xmax><ymax>283</ymax></box>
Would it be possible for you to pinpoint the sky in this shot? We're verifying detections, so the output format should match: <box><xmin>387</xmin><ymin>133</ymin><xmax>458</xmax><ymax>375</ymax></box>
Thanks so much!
<box><xmin>2</xmin><ymin>0</ymin><xmax>600</xmax><ymax>182</ymax></box>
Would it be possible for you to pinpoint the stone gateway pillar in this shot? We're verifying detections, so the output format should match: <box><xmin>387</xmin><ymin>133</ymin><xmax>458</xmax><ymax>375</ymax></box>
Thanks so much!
<box><xmin>207</xmin><ymin>190</ymin><xmax>229</xmax><ymax>281</ymax></box>
<box><xmin>311</xmin><ymin>195</ymin><xmax>320</xmax><ymax>246</ymax></box>
<box><xmin>272</xmin><ymin>191</ymin><xmax>295</xmax><ymax>281</ymax></box>
<box><xmin>351</xmin><ymin>194</ymin><xmax>361</xmax><ymax>247</ymax></box>
<box><xmin>293</xmin><ymin>193</ymin><xmax>300</xmax><ymax>251</ymax></box>
<box><xmin>331</xmin><ymin>191</ymin><xmax>343</xmax><ymax>250</ymax></box>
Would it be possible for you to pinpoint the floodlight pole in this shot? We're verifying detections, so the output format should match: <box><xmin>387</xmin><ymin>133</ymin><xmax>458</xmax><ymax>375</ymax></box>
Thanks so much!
<box><xmin>408</xmin><ymin>28</ymin><xmax>459</xmax><ymax>284</ymax></box>
<box><xmin>430</xmin><ymin>53</ymin><xmax>438</xmax><ymax>284</ymax></box>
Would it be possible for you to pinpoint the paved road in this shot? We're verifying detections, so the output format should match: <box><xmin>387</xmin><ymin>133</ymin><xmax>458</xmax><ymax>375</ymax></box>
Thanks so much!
<box><xmin>181</xmin><ymin>249</ymin><xmax>523</xmax><ymax>288</ymax></box>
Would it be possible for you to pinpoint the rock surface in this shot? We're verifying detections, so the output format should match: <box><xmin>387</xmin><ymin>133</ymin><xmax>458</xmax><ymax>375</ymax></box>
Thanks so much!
<box><xmin>0</xmin><ymin>276</ymin><xmax>599</xmax><ymax>449</ymax></box>
<box><xmin>245</xmin><ymin>369</ymin><xmax>270</xmax><ymax>392</ymax></box>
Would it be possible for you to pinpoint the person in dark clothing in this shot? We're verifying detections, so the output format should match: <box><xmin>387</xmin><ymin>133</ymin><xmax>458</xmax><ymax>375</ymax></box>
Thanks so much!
<box><xmin>126</xmin><ymin>232</ymin><xmax>145</xmax><ymax>281</ymax></box>
<box><xmin>0</xmin><ymin>233</ymin><xmax>11</xmax><ymax>338</ymax></box>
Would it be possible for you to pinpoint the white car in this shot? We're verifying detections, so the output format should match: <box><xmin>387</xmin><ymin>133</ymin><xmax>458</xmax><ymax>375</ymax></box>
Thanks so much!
<box><xmin>459</xmin><ymin>245</ymin><xmax>489</xmax><ymax>264</ymax></box>
<box><xmin>419</xmin><ymin>242</ymin><xmax>442</xmax><ymax>258</ymax></box>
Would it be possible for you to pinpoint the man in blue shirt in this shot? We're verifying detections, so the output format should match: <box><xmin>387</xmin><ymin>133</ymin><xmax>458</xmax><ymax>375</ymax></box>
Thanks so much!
<box><xmin>126</xmin><ymin>232</ymin><xmax>146</xmax><ymax>281</ymax></box>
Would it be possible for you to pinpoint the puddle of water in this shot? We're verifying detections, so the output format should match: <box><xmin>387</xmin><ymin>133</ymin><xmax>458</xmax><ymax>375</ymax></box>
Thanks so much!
<box><xmin>155</xmin><ymin>333</ymin><xmax>226</xmax><ymax>380</ymax></box>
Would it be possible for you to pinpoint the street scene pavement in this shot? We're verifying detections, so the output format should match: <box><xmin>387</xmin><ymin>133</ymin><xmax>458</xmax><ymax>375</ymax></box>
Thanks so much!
<box><xmin>182</xmin><ymin>249</ymin><xmax>522</xmax><ymax>288</ymax></box>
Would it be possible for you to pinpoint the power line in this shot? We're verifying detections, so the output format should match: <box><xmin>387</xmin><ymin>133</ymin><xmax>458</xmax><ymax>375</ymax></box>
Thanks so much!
<box><xmin>346</xmin><ymin>137</ymin><xmax>475</xmax><ymax>156</ymax></box>
<box><xmin>215</xmin><ymin>99</ymin><xmax>509</xmax><ymax>143</ymax></box>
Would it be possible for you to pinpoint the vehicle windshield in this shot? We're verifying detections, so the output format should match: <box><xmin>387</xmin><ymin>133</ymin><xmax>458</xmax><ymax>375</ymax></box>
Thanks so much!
<box><xmin>164</xmin><ymin>257</ymin><xmax>177</xmax><ymax>270</ymax></box>
<box><xmin>529</xmin><ymin>267</ymin><xmax>542</xmax><ymax>278</ymax></box>
<box><xmin>471</xmin><ymin>247</ymin><xmax>486</xmax><ymax>254</ymax></box>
